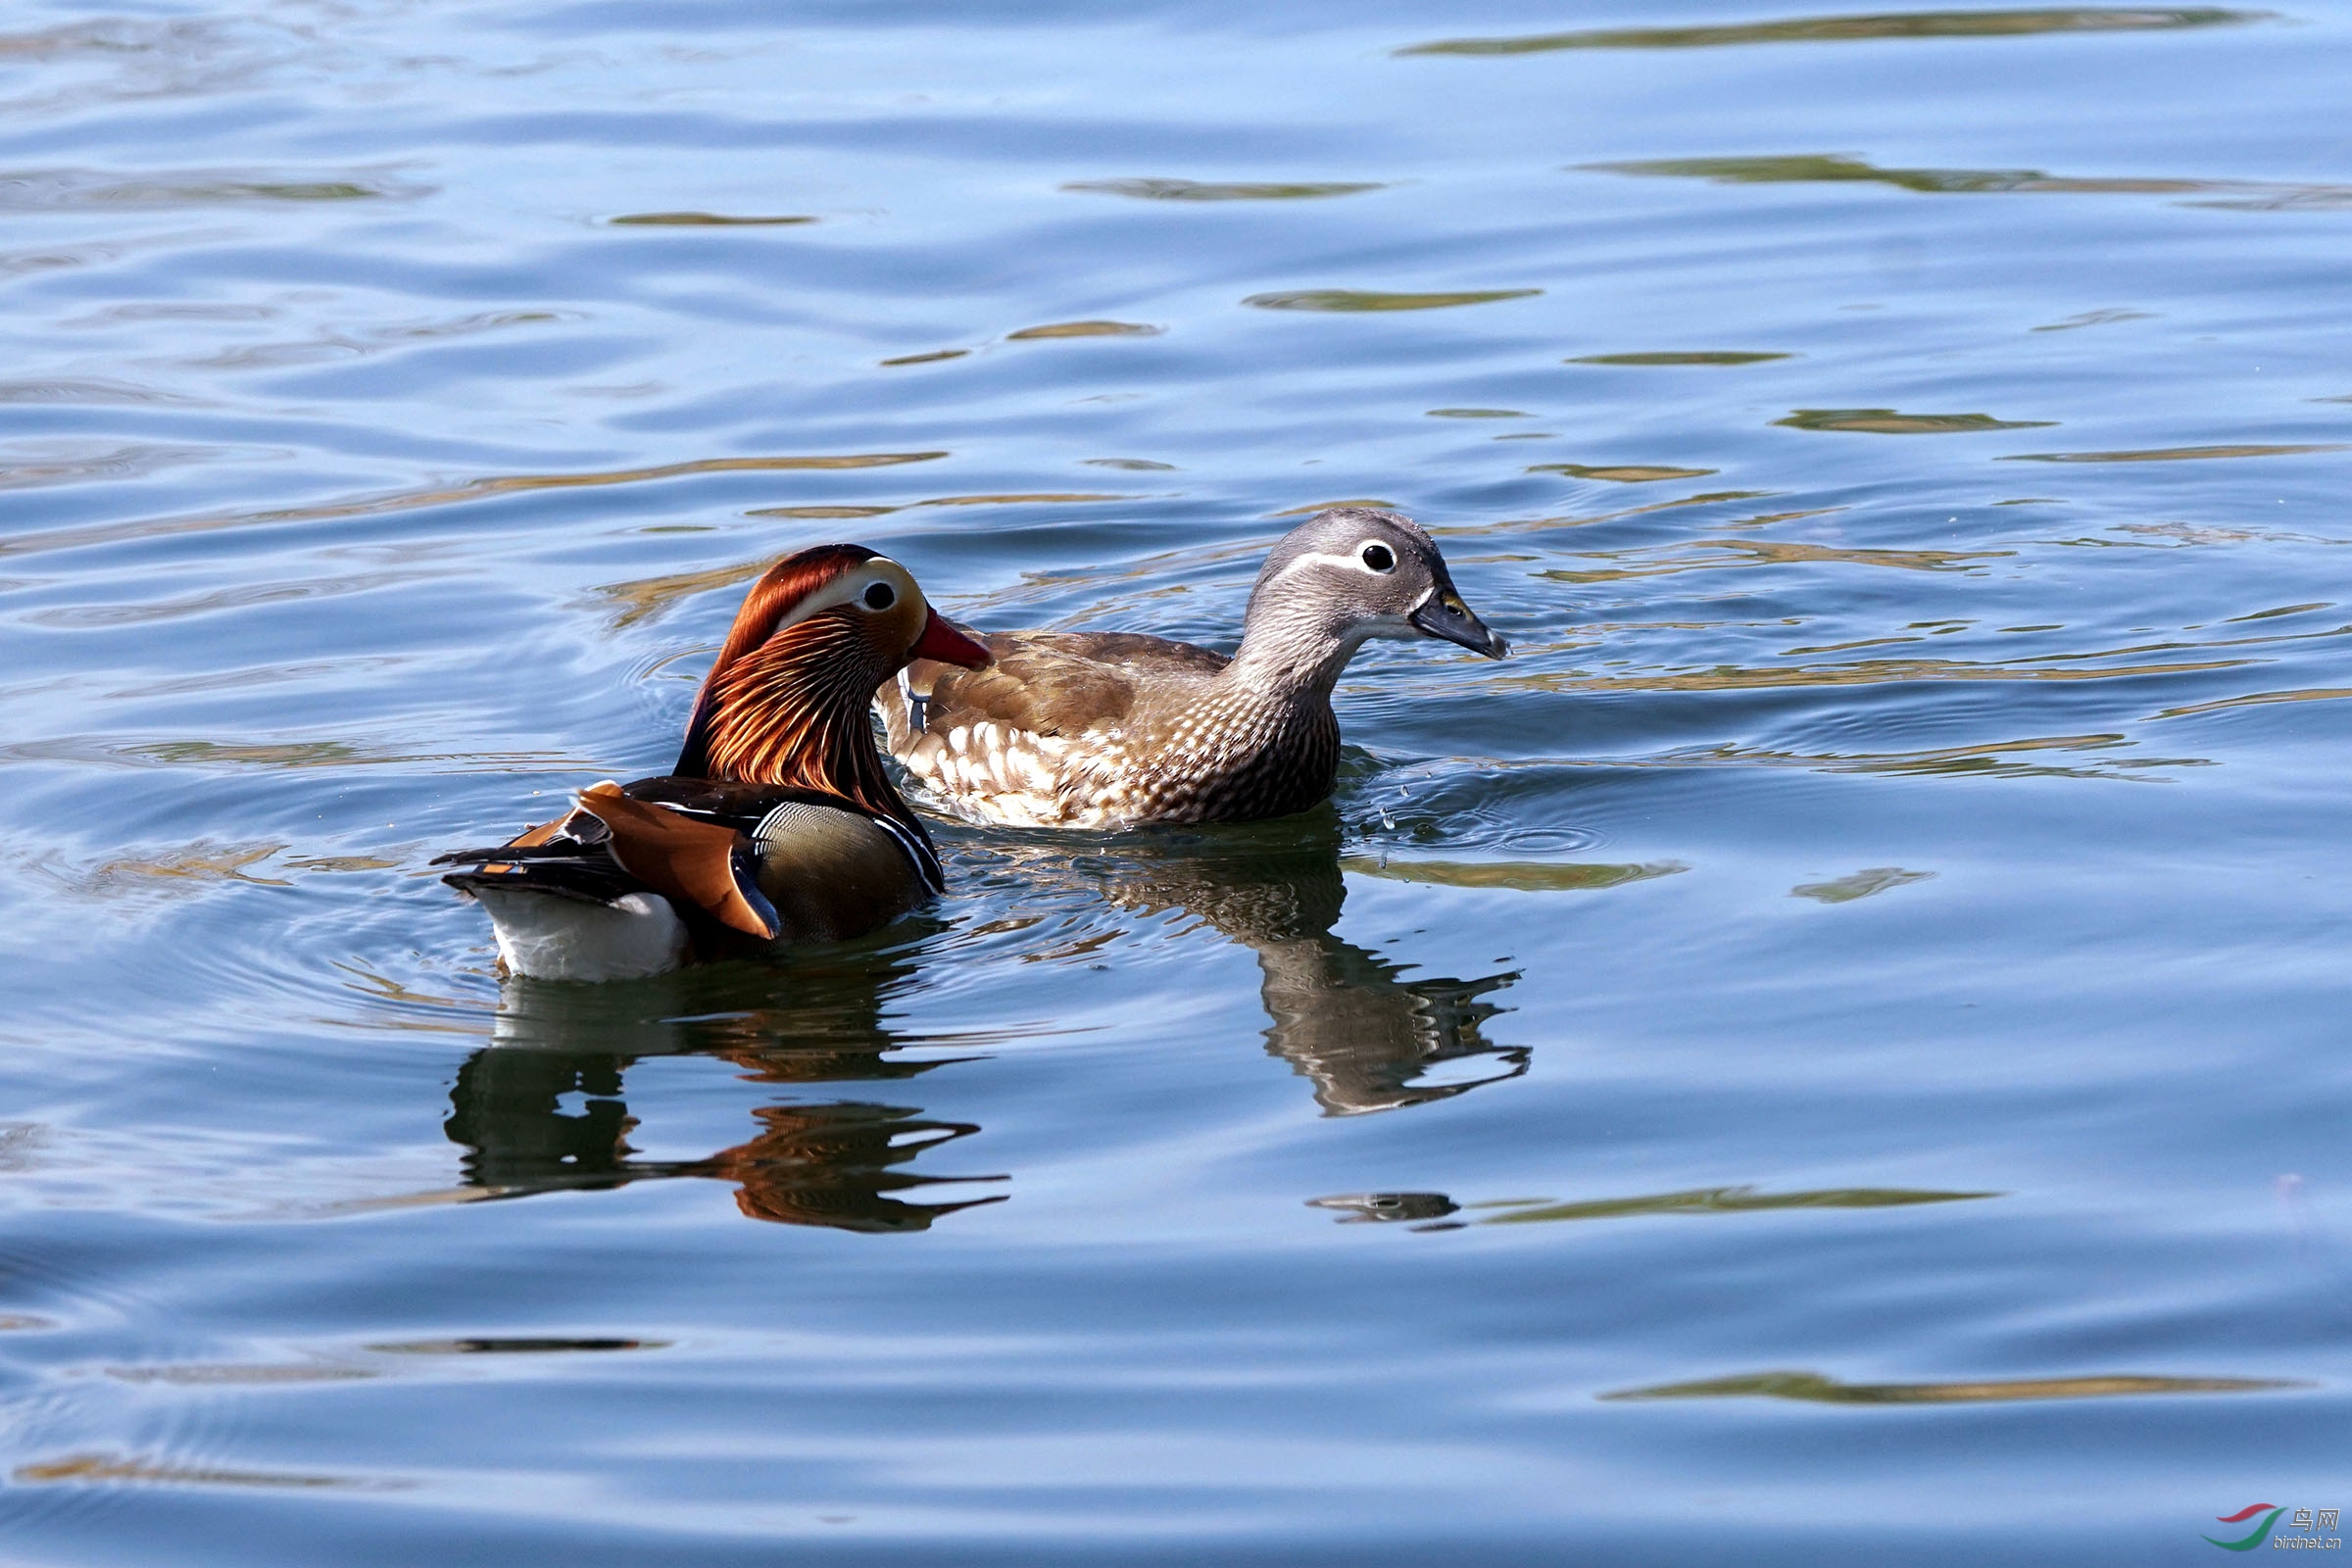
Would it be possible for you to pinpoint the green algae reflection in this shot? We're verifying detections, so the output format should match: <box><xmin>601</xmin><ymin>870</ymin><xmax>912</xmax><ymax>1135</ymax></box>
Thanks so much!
<box><xmin>1530</xmin><ymin>463</ymin><xmax>1719</xmax><ymax>482</ymax></box>
<box><xmin>1475</xmin><ymin>1185</ymin><xmax>1994</xmax><ymax>1226</ymax></box>
<box><xmin>606</xmin><ymin>212</ymin><xmax>814</xmax><ymax>226</ymax></box>
<box><xmin>1790</xmin><ymin>866</ymin><xmax>1936</xmax><ymax>903</ymax></box>
<box><xmin>1005</xmin><ymin>319</ymin><xmax>1161</xmax><ymax>339</ymax></box>
<box><xmin>14</xmin><ymin>1452</ymin><xmax>389</xmax><ymax>1490</ymax></box>
<box><xmin>2003</xmin><ymin>443</ymin><xmax>2346</xmax><ymax>463</ymax></box>
<box><xmin>1778</xmin><ymin>408</ymin><xmax>2053</xmax><ymax>433</ymax></box>
<box><xmin>0</xmin><ymin>450</ymin><xmax>955</xmax><ymax>563</ymax></box>
<box><xmin>1064</xmin><ymin>177</ymin><xmax>1386</xmax><ymax>201</ymax></box>
<box><xmin>1344</xmin><ymin>858</ymin><xmax>1686</xmax><ymax>892</ymax></box>
<box><xmin>1539</xmin><ymin>539</ymin><xmax>2010</xmax><ymax>585</ymax></box>
<box><xmin>1245</xmin><ymin>288</ymin><xmax>1540</xmax><ymax>312</ymax></box>
<box><xmin>1602</xmin><ymin>1370</ymin><xmax>2292</xmax><ymax>1404</ymax></box>
<box><xmin>1400</xmin><ymin>8</ymin><xmax>2263</xmax><ymax>56</ymax></box>
<box><xmin>1580</xmin><ymin>153</ymin><xmax>2351</xmax><ymax>210</ymax></box>
<box><xmin>0</xmin><ymin>170</ymin><xmax>431</xmax><ymax>210</ymax></box>
<box><xmin>1586</xmin><ymin>152</ymin><xmax>2177</xmax><ymax>192</ymax></box>
<box><xmin>1569</xmin><ymin>352</ymin><xmax>1793</xmax><ymax>367</ymax></box>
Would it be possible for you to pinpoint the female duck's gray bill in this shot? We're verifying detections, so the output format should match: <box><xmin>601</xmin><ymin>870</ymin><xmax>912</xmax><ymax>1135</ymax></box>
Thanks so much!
<box><xmin>1408</xmin><ymin>589</ymin><xmax>1509</xmax><ymax>658</ymax></box>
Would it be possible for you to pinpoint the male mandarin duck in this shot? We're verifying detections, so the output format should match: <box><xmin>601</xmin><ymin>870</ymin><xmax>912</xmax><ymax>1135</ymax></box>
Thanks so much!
<box><xmin>874</xmin><ymin>508</ymin><xmax>1505</xmax><ymax>829</ymax></box>
<box><xmin>437</xmin><ymin>544</ymin><xmax>990</xmax><ymax>982</ymax></box>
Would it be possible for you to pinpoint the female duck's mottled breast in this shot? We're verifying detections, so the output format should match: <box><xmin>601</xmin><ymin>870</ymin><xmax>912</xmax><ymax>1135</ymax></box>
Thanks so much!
<box><xmin>888</xmin><ymin>629</ymin><xmax>1280</xmax><ymax>828</ymax></box>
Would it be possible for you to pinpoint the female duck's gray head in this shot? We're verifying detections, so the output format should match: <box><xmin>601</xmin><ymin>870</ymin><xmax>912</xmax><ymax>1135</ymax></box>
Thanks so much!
<box><xmin>1245</xmin><ymin>507</ymin><xmax>1508</xmax><ymax>661</ymax></box>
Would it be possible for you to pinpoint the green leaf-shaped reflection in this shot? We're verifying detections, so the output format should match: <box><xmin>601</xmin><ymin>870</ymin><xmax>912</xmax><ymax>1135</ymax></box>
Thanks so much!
<box><xmin>1777</xmin><ymin>408</ymin><xmax>2053</xmax><ymax>434</ymax></box>
<box><xmin>1569</xmin><ymin>352</ymin><xmax>1793</xmax><ymax>366</ymax></box>
<box><xmin>2003</xmin><ymin>443</ymin><xmax>2345</xmax><ymax>463</ymax></box>
<box><xmin>1603</xmin><ymin>1370</ymin><xmax>2293</xmax><ymax>1403</ymax></box>
<box><xmin>1343</xmin><ymin>858</ymin><xmax>1687</xmax><ymax>892</ymax></box>
<box><xmin>1580</xmin><ymin>153</ymin><xmax>2345</xmax><ymax>208</ymax></box>
<box><xmin>1401</xmin><ymin>9</ymin><xmax>2262</xmax><ymax>56</ymax></box>
<box><xmin>0</xmin><ymin>170</ymin><xmax>432</xmax><ymax>210</ymax></box>
<box><xmin>607</xmin><ymin>212</ymin><xmax>814</xmax><ymax>225</ymax></box>
<box><xmin>1244</xmin><ymin>289</ymin><xmax>1540</xmax><ymax>312</ymax></box>
<box><xmin>1529</xmin><ymin>464</ymin><xmax>1718</xmax><ymax>482</ymax></box>
<box><xmin>1476</xmin><ymin>1185</ymin><xmax>1994</xmax><ymax>1225</ymax></box>
<box><xmin>1004</xmin><ymin>320</ymin><xmax>1162</xmax><ymax>339</ymax></box>
<box><xmin>1064</xmin><ymin>178</ymin><xmax>1385</xmax><ymax>201</ymax></box>
<box><xmin>1790</xmin><ymin>867</ymin><xmax>1935</xmax><ymax>903</ymax></box>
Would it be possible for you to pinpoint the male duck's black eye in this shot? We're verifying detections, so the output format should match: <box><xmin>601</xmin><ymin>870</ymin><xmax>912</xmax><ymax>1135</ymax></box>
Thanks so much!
<box><xmin>1360</xmin><ymin>542</ymin><xmax>1396</xmax><ymax>572</ymax></box>
<box><xmin>862</xmin><ymin>580</ymin><xmax>897</xmax><ymax>611</ymax></box>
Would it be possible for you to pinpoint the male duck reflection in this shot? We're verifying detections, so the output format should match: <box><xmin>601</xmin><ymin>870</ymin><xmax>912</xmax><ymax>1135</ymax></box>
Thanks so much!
<box><xmin>443</xmin><ymin>960</ymin><xmax>1005</xmax><ymax>1233</ymax></box>
<box><xmin>877</xmin><ymin>508</ymin><xmax>1506</xmax><ymax>828</ymax></box>
<box><xmin>436</xmin><ymin>545</ymin><xmax>990</xmax><ymax>982</ymax></box>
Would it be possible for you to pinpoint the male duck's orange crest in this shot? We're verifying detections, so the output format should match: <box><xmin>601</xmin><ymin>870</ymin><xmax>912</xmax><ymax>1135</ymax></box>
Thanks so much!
<box><xmin>671</xmin><ymin>543</ymin><xmax>959</xmax><ymax>854</ymax></box>
<box><xmin>673</xmin><ymin>544</ymin><xmax>879</xmax><ymax>780</ymax></box>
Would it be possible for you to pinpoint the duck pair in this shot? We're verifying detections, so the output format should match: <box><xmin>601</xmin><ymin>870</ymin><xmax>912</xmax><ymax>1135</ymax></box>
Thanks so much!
<box><xmin>437</xmin><ymin>508</ymin><xmax>1507</xmax><ymax>983</ymax></box>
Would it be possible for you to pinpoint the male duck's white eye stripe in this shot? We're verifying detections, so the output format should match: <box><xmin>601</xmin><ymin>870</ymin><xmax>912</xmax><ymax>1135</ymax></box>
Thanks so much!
<box><xmin>762</xmin><ymin>557</ymin><xmax>921</xmax><ymax>637</ymax></box>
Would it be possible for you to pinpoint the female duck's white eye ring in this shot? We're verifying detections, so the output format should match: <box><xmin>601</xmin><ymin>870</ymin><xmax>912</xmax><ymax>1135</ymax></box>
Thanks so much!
<box><xmin>862</xmin><ymin>580</ymin><xmax>897</xmax><ymax>611</ymax></box>
<box><xmin>1360</xmin><ymin>542</ymin><xmax>1396</xmax><ymax>572</ymax></box>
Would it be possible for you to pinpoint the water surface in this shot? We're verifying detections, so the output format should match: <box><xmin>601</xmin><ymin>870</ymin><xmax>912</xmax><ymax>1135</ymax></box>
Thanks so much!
<box><xmin>2</xmin><ymin>1</ymin><xmax>2350</xmax><ymax>1561</ymax></box>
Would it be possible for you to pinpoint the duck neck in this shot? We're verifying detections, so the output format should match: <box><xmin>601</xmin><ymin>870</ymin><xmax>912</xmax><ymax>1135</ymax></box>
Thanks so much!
<box><xmin>1223</xmin><ymin>611</ymin><xmax>1366</xmax><ymax>708</ymax></box>
<box><xmin>677</xmin><ymin>622</ymin><xmax>933</xmax><ymax>850</ymax></box>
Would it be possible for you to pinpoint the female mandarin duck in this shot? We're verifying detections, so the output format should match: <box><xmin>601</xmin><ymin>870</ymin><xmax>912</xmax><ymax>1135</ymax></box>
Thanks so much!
<box><xmin>875</xmin><ymin>508</ymin><xmax>1505</xmax><ymax>829</ymax></box>
<box><xmin>437</xmin><ymin>544</ymin><xmax>991</xmax><ymax>982</ymax></box>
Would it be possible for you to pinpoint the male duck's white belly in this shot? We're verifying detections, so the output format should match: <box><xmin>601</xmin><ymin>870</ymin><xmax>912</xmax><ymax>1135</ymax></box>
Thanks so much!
<box><xmin>471</xmin><ymin>887</ymin><xmax>689</xmax><ymax>983</ymax></box>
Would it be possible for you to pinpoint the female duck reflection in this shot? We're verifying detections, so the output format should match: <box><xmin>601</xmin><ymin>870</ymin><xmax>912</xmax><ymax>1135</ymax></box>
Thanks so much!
<box><xmin>1025</xmin><ymin>816</ymin><xmax>1524</xmax><ymax>1116</ymax></box>
<box><xmin>441</xmin><ymin>821</ymin><xmax>1521</xmax><ymax>1222</ymax></box>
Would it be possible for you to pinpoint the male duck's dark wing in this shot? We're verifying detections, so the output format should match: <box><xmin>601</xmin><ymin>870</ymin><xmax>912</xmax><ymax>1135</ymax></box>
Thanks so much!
<box><xmin>619</xmin><ymin>775</ymin><xmax>943</xmax><ymax>896</ymax></box>
<box><xmin>437</xmin><ymin>775</ymin><xmax>938</xmax><ymax>950</ymax></box>
<box><xmin>435</xmin><ymin>783</ymin><xmax>778</xmax><ymax>939</ymax></box>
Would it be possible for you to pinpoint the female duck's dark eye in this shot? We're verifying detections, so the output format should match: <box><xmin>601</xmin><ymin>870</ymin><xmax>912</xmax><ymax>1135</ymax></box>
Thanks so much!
<box><xmin>1360</xmin><ymin>542</ymin><xmax>1396</xmax><ymax>572</ymax></box>
<box><xmin>862</xmin><ymin>580</ymin><xmax>896</xmax><ymax>611</ymax></box>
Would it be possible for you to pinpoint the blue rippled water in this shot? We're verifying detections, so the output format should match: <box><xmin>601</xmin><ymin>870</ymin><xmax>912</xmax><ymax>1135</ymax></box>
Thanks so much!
<box><xmin>1</xmin><ymin>2</ymin><xmax>2350</xmax><ymax>1562</ymax></box>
